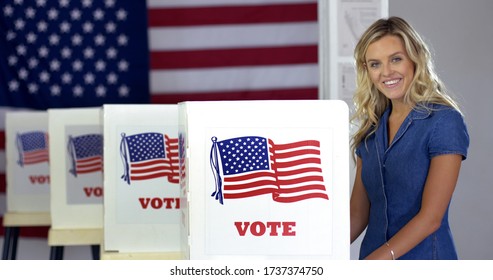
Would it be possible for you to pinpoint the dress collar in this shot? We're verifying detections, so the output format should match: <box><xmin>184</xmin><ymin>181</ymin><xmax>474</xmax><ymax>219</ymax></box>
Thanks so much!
<box><xmin>375</xmin><ymin>104</ymin><xmax>433</xmax><ymax>153</ymax></box>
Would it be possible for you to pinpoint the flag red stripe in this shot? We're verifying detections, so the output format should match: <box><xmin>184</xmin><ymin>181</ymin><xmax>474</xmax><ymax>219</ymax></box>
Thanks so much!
<box><xmin>130</xmin><ymin>165</ymin><xmax>175</xmax><ymax>174</ymax></box>
<box><xmin>224</xmin><ymin>180</ymin><xmax>278</xmax><ymax>190</ymax></box>
<box><xmin>130</xmin><ymin>172</ymin><xmax>178</xmax><ymax>182</ymax></box>
<box><xmin>76</xmin><ymin>161</ymin><xmax>102</xmax><ymax>168</ymax></box>
<box><xmin>150</xmin><ymin>46</ymin><xmax>318</xmax><ymax>69</ymax></box>
<box><xmin>23</xmin><ymin>157</ymin><xmax>49</xmax><ymax>165</ymax></box>
<box><xmin>276</xmin><ymin>177</ymin><xmax>325</xmax><ymax>186</ymax></box>
<box><xmin>0</xmin><ymin>131</ymin><xmax>5</xmax><ymax>149</ymax></box>
<box><xmin>223</xmin><ymin>187</ymin><xmax>277</xmax><ymax>199</ymax></box>
<box><xmin>274</xmin><ymin>148</ymin><xmax>321</xmax><ymax>159</ymax></box>
<box><xmin>0</xmin><ymin>174</ymin><xmax>5</xmax><ymax>193</ymax></box>
<box><xmin>273</xmin><ymin>167</ymin><xmax>322</xmax><ymax>176</ymax></box>
<box><xmin>76</xmin><ymin>167</ymin><xmax>102</xmax><ymax>174</ymax></box>
<box><xmin>131</xmin><ymin>158</ymin><xmax>172</xmax><ymax>167</ymax></box>
<box><xmin>76</xmin><ymin>162</ymin><xmax>102</xmax><ymax>170</ymax></box>
<box><xmin>24</xmin><ymin>150</ymin><xmax>48</xmax><ymax>156</ymax></box>
<box><xmin>165</xmin><ymin>135</ymin><xmax>177</xmax><ymax>142</ymax></box>
<box><xmin>148</xmin><ymin>3</ymin><xmax>317</xmax><ymax>27</ymax></box>
<box><xmin>23</xmin><ymin>153</ymin><xmax>49</xmax><ymax>160</ymax></box>
<box><xmin>76</xmin><ymin>156</ymin><xmax>102</xmax><ymax>164</ymax></box>
<box><xmin>275</xmin><ymin>157</ymin><xmax>321</xmax><ymax>169</ymax></box>
<box><xmin>151</xmin><ymin>87</ymin><xmax>318</xmax><ymax>104</ymax></box>
<box><xmin>272</xmin><ymin>140</ymin><xmax>321</xmax><ymax>150</ymax></box>
<box><xmin>1</xmin><ymin>129</ymin><xmax>7</xmax><ymax>194</ymax></box>
<box><xmin>224</xmin><ymin>171</ymin><xmax>276</xmax><ymax>182</ymax></box>
<box><xmin>275</xmin><ymin>193</ymin><xmax>329</xmax><ymax>203</ymax></box>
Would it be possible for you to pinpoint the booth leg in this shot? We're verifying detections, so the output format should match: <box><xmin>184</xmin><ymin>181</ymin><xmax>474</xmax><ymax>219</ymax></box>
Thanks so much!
<box><xmin>2</xmin><ymin>226</ymin><xmax>20</xmax><ymax>260</ymax></box>
<box><xmin>49</xmin><ymin>246</ymin><xmax>64</xmax><ymax>260</ymax></box>
<box><xmin>10</xmin><ymin>227</ymin><xmax>19</xmax><ymax>259</ymax></box>
<box><xmin>2</xmin><ymin>227</ymin><xmax>12</xmax><ymax>260</ymax></box>
<box><xmin>91</xmin><ymin>245</ymin><xmax>100</xmax><ymax>260</ymax></box>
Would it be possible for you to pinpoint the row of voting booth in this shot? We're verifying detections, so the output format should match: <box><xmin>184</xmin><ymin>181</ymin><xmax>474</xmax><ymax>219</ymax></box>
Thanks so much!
<box><xmin>3</xmin><ymin>100</ymin><xmax>350</xmax><ymax>260</ymax></box>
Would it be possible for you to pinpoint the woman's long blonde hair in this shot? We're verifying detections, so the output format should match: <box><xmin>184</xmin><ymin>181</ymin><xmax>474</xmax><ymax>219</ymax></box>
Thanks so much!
<box><xmin>350</xmin><ymin>16</ymin><xmax>461</xmax><ymax>158</ymax></box>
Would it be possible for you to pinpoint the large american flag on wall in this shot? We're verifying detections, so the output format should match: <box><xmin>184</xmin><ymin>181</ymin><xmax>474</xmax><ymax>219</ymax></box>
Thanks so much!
<box><xmin>0</xmin><ymin>0</ymin><xmax>318</xmax><ymax>236</ymax></box>
<box><xmin>148</xmin><ymin>0</ymin><xmax>319</xmax><ymax>103</ymax></box>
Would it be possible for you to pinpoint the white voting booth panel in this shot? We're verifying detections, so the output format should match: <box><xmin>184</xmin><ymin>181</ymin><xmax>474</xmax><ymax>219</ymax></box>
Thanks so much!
<box><xmin>179</xmin><ymin>100</ymin><xmax>350</xmax><ymax>260</ymax></box>
<box><xmin>48</xmin><ymin>108</ymin><xmax>103</xmax><ymax>229</ymax></box>
<box><xmin>103</xmin><ymin>105</ymin><xmax>181</xmax><ymax>254</ymax></box>
<box><xmin>6</xmin><ymin>111</ymin><xmax>50</xmax><ymax>213</ymax></box>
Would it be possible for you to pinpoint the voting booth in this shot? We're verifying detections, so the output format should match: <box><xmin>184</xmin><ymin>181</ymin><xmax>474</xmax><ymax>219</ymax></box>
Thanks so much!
<box><xmin>102</xmin><ymin>105</ymin><xmax>181</xmax><ymax>258</ymax></box>
<box><xmin>46</xmin><ymin>108</ymin><xmax>103</xmax><ymax>257</ymax></box>
<box><xmin>6</xmin><ymin>111</ymin><xmax>51</xmax><ymax>213</ymax></box>
<box><xmin>3</xmin><ymin>111</ymin><xmax>51</xmax><ymax>259</ymax></box>
<box><xmin>48</xmin><ymin>108</ymin><xmax>103</xmax><ymax>229</ymax></box>
<box><xmin>179</xmin><ymin>100</ymin><xmax>350</xmax><ymax>260</ymax></box>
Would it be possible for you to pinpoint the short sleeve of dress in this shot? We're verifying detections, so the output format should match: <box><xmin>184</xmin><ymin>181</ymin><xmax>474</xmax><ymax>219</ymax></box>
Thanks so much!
<box><xmin>356</xmin><ymin>143</ymin><xmax>362</xmax><ymax>158</ymax></box>
<box><xmin>355</xmin><ymin>139</ymin><xmax>368</xmax><ymax>159</ymax></box>
<box><xmin>429</xmin><ymin>108</ymin><xmax>470</xmax><ymax>160</ymax></box>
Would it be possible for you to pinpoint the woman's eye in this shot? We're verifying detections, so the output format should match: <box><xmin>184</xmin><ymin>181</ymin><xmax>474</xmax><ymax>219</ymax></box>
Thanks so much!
<box><xmin>369</xmin><ymin>62</ymin><xmax>379</xmax><ymax>68</ymax></box>
<box><xmin>391</xmin><ymin>57</ymin><xmax>402</xmax><ymax>63</ymax></box>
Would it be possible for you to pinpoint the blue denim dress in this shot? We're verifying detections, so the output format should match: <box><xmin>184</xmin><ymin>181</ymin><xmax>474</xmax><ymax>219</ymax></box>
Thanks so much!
<box><xmin>356</xmin><ymin>103</ymin><xmax>469</xmax><ymax>260</ymax></box>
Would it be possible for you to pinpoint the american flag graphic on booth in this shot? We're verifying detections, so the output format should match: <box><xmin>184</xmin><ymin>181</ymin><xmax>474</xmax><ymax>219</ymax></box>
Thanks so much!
<box><xmin>210</xmin><ymin>136</ymin><xmax>328</xmax><ymax>205</ymax></box>
<box><xmin>67</xmin><ymin>134</ymin><xmax>103</xmax><ymax>177</ymax></box>
<box><xmin>120</xmin><ymin>132</ymin><xmax>179</xmax><ymax>185</ymax></box>
<box><xmin>178</xmin><ymin>133</ymin><xmax>186</xmax><ymax>184</ymax></box>
<box><xmin>16</xmin><ymin>131</ymin><xmax>49</xmax><ymax>166</ymax></box>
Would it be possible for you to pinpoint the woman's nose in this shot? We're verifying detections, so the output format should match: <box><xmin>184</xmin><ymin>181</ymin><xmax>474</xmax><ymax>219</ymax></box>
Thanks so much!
<box><xmin>381</xmin><ymin>62</ymin><xmax>392</xmax><ymax>76</ymax></box>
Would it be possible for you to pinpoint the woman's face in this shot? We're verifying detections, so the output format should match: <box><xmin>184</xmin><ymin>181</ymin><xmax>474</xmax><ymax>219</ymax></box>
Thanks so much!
<box><xmin>365</xmin><ymin>35</ymin><xmax>415</xmax><ymax>102</ymax></box>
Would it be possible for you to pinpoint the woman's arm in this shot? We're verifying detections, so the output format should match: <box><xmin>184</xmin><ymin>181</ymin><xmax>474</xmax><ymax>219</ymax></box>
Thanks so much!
<box><xmin>350</xmin><ymin>157</ymin><xmax>370</xmax><ymax>244</ymax></box>
<box><xmin>364</xmin><ymin>154</ymin><xmax>463</xmax><ymax>260</ymax></box>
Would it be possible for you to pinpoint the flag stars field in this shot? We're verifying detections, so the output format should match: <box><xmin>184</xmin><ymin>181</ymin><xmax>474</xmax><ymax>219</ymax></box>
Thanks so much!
<box><xmin>1</xmin><ymin>0</ymin><xmax>148</xmax><ymax>107</ymax></box>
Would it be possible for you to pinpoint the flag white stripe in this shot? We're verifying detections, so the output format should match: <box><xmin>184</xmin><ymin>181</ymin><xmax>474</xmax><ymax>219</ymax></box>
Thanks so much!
<box><xmin>149</xmin><ymin>22</ymin><xmax>318</xmax><ymax>51</ymax></box>
<box><xmin>278</xmin><ymin>189</ymin><xmax>328</xmax><ymax>198</ymax></box>
<box><xmin>147</xmin><ymin>0</ymin><xmax>316</xmax><ymax>8</ymax></box>
<box><xmin>150</xmin><ymin>64</ymin><xmax>318</xmax><ymax>93</ymax></box>
<box><xmin>0</xmin><ymin>109</ymin><xmax>7</xmax><ymax>129</ymax></box>
<box><xmin>278</xmin><ymin>171</ymin><xmax>324</xmax><ymax>180</ymax></box>
<box><xmin>225</xmin><ymin>176</ymin><xmax>277</xmax><ymax>186</ymax></box>
<box><xmin>0</xmin><ymin>194</ymin><xmax>5</xmax><ymax>213</ymax></box>
<box><xmin>225</xmin><ymin>185</ymin><xmax>279</xmax><ymax>195</ymax></box>
<box><xmin>275</xmin><ymin>182</ymin><xmax>325</xmax><ymax>190</ymax></box>
<box><xmin>0</xmin><ymin>151</ymin><xmax>5</xmax><ymax>173</ymax></box>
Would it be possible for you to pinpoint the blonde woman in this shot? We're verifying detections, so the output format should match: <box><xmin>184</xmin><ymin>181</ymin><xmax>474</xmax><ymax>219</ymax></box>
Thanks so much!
<box><xmin>350</xmin><ymin>17</ymin><xmax>469</xmax><ymax>260</ymax></box>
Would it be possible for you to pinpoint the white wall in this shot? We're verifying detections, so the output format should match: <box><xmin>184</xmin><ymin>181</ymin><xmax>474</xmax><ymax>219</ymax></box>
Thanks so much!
<box><xmin>351</xmin><ymin>0</ymin><xmax>493</xmax><ymax>260</ymax></box>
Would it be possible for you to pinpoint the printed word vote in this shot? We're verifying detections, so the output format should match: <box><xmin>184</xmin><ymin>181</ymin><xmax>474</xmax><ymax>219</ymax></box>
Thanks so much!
<box><xmin>29</xmin><ymin>175</ymin><xmax>50</xmax><ymax>184</ymax></box>
<box><xmin>83</xmin><ymin>186</ymin><xmax>103</xmax><ymax>197</ymax></box>
<box><xmin>234</xmin><ymin>221</ymin><xmax>296</xmax><ymax>236</ymax></box>
<box><xmin>138</xmin><ymin>197</ymin><xmax>180</xmax><ymax>209</ymax></box>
